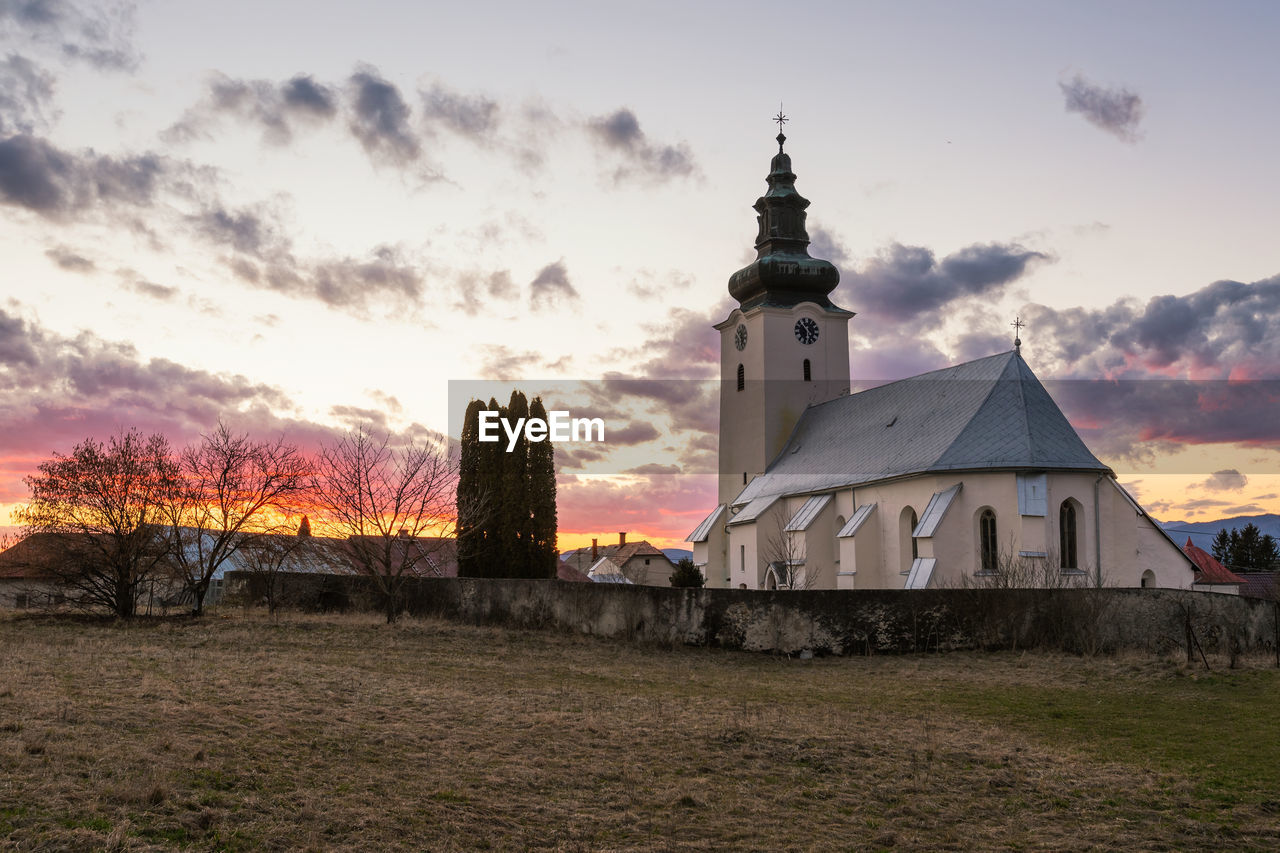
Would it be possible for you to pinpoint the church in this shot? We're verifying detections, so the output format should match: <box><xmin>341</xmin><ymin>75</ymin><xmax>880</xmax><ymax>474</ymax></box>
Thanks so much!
<box><xmin>687</xmin><ymin>128</ymin><xmax>1196</xmax><ymax>591</ymax></box>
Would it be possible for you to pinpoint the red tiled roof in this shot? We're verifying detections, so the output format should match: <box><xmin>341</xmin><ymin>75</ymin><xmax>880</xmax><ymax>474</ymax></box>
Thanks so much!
<box><xmin>1183</xmin><ymin>538</ymin><xmax>1248</xmax><ymax>586</ymax></box>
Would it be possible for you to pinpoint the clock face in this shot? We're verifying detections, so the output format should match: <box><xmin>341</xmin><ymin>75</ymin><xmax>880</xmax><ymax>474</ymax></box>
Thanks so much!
<box><xmin>794</xmin><ymin>317</ymin><xmax>819</xmax><ymax>345</ymax></box>
<box><xmin>734</xmin><ymin>324</ymin><xmax>747</xmax><ymax>351</ymax></box>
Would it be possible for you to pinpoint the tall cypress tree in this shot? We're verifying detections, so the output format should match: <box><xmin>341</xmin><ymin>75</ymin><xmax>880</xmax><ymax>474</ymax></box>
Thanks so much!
<box><xmin>501</xmin><ymin>390</ymin><xmax>530</xmax><ymax>575</ymax></box>
<box><xmin>473</xmin><ymin>397</ymin><xmax>504</xmax><ymax>576</ymax></box>
<box><xmin>528</xmin><ymin>396</ymin><xmax>558</xmax><ymax>577</ymax></box>
<box><xmin>456</xmin><ymin>399</ymin><xmax>484</xmax><ymax>576</ymax></box>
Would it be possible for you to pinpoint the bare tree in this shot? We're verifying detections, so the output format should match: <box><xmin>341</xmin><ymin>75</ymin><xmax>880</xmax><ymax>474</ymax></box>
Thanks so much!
<box><xmin>15</xmin><ymin>430</ymin><xmax>178</xmax><ymax>618</ymax></box>
<box><xmin>761</xmin><ymin>515</ymin><xmax>818</xmax><ymax>590</ymax></box>
<box><xmin>237</xmin><ymin>518</ymin><xmax>326</xmax><ymax>615</ymax></box>
<box><xmin>163</xmin><ymin>423</ymin><xmax>309</xmax><ymax>615</ymax></box>
<box><xmin>310</xmin><ymin>426</ymin><xmax>459</xmax><ymax>623</ymax></box>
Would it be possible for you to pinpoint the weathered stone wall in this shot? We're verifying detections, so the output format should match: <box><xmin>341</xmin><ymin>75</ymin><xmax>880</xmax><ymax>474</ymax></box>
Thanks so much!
<box><xmin>226</xmin><ymin>572</ymin><xmax>1277</xmax><ymax>657</ymax></box>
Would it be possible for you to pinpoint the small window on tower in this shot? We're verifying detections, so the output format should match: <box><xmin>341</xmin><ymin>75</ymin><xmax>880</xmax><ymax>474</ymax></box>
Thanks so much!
<box><xmin>737</xmin><ymin>363</ymin><xmax>744</xmax><ymax>391</ymax></box>
<box><xmin>803</xmin><ymin>359</ymin><xmax>811</xmax><ymax>382</ymax></box>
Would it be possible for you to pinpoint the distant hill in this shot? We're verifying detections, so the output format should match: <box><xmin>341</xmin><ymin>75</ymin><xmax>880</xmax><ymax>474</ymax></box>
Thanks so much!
<box><xmin>1158</xmin><ymin>514</ymin><xmax>1280</xmax><ymax>553</ymax></box>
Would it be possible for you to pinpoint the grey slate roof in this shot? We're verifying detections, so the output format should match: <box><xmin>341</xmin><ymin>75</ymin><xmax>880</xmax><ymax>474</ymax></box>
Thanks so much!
<box><xmin>783</xmin><ymin>494</ymin><xmax>833</xmax><ymax>532</ymax></box>
<box><xmin>687</xmin><ymin>504</ymin><xmax>726</xmax><ymax>543</ymax></box>
<box><xmin>914</xmin><ymin>483</ymin><xmax>962</xmax><ymax>538</ymax></box>
<box><xmin>734</xmin><ymin>350</ymin><xmax>1109</xmax><ymax>505</ymax></box>
<box><xmin>837</xmin><ymin>504</ymin><xmax>876</xmax><ymax>538</ymax></box>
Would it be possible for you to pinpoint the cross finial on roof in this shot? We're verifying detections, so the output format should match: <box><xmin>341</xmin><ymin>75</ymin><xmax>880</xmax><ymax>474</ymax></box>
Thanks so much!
<box><xmin>1012</xmin><ymin>316</ymin><xmax>1024</xmax><ymax>353</ymax></box>
<box><xmin>773</xmin><ymin>104</ymin><xmax>788</xmax><ymax>151</ymax></box>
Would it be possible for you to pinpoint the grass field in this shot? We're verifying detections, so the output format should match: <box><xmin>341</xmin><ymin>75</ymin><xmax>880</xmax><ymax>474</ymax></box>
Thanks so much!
<box><xmin>1</xmin><ymin>611</ymin><xmax>1278</xmax><ymax>851</ymax></box>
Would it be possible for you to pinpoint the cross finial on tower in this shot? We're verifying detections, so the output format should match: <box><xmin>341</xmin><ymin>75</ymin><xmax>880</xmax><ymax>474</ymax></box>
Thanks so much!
<box><xmin>1012</xmin><ymin>316</ymin><xmax>1025</xmax><ymax>354</ymax></box>
<box><xmin>773</xmin><ymin>104</ymin><xmax>788</xmax><ymax>152</ymax></box>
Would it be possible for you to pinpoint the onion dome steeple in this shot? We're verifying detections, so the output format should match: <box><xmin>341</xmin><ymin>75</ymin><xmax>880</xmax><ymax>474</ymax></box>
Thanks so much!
<box><xmin>728</xmin><ymin>121</ymin><xmax>841</xmax><ymax>310</ymax></box>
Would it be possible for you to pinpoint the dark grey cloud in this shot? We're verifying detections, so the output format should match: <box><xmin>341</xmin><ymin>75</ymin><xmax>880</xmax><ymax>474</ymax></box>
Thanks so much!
<box><xmin>806</xmin><ymin>224</ymin><xmax>851</xmax><ymax>266</ymax></box>
<box><xmin>840</xmin><ymin>241</ymin><xmax>1048</xmax><ymax>324</ymax></box>
<box><xmin>0</xmin><ymin>53</ymin><xmax>56</xmax><ymax>134</ymax></box>
<box><xmin>0</xmin><ymin>134</ymin><xmax>166</xmax><ymax>216</ymax></box>
<box><xmin>163</xmin><ymin>72</ymin><xmax>338</xmax><ymax>145</ymax></box>
<box><xmin>0</xmin><ymin>0</ymin><xmax>139</xmax><ymax>70</ymax></box>
<box><xmin>192</xmin><ymin>204</ymin><xmax>279</xmax><ymax>255</ymax></box>
<box><xmin>420</xmin><ymin>82</ymin><xmax>498</xmax><ymax>139</ymax></box>
<box><xmin>623</xmin><ymin>463</ymin><xmax>681</xmax><ymax>476</ymax></box>
<box><xmin>587</xmin><ymin>108</ymin><xmax>697</xmax><ymax>185</ymax></box>
<box><xmin>1060</xmin><ymin>74</ymin><xmax>1145</xmax><ymax>142</ymax></box>
<box><xmin>347</xmin><ymin>66</ymin><xmax>421</xmax><ymax>166</ymax></box>
<box><xmin>44</xmin><ymin>244</ymin><xmax>92</xmax><ymax>271</ymax></box>
<box><xmin>1200</xmin><ymin>469</ymin><xmax>1248</xmax><ymax>492</ymax></box>
<box><xmin>606</xmin><ymin>421</ymin><xmax>661</xmax><ymax>446</ymax></box>
<box><xmin>1025</xmin><ymin>274</ymin><xmax>1280</xmax><ymax>380</ymax></box>
<box><xmin>227</xmin><ymin>245</ymin><xmax>423</xmax><ymax>313</ymax></box>
<box><xmin>529</xmin><ymin>260</ymin><xmax>578</xmax><ymax>311</ymax></box>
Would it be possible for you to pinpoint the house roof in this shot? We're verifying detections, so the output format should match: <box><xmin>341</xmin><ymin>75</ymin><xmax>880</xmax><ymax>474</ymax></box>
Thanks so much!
<box><xmin>1183</xmin><ymin>538</ymin><xmax>1248</xmax><ymax>586</ymax></box>
<box><xmin>734</xmin><ymin>350</ymin><xmax>1110</xmax><ymax>505</ymax></box>
<box><xmin>556</xmin><ymin>562</ymin><xmax>592</xmax><ymax>583</ymax></box>
<box><xmin>0</xmin><ymin>533</ymin><xmax>96</xmax><ymax>579</ymax></box>
<box><xmin>1239</xmin><ymin>572</ymin><xmax>1278</xmax><ymax>600</ymax></box>
<box><xmin>561</xmin><ymin>540</ymin><xmax>670</xmax><ymax>572</ymax></box>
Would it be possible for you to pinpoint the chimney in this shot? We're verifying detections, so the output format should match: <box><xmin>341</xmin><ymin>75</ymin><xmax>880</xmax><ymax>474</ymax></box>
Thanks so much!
<box><xmin>591</xmin><ymin>538</ymin><xmax>598</xmax><ymax>562</ymax></box>
<box><xmin>618</xmin><ymin>531</ymin><xmax>627</xmax><ymax>546</ymax></box>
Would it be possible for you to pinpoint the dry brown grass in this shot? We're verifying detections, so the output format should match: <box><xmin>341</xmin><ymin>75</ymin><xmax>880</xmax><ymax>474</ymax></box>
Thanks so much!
<box><xmin>1</xmin><ymin>610</ymin><xmax>1278</xmax><ymax>851</ymax></box>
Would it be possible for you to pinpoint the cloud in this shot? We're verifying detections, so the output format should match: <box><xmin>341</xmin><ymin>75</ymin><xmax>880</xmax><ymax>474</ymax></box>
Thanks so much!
<box><xmin>227</xmin><ymin>246</ymin><xmax>424</xmax><ymax>313</ymax></box>
<box><xmin>604</xmin><ymin>421</ymin><xmax>660</xmax><ymax>446</ymax></box>
<box><xmin>0</xmin><ymin>134</ymin><xmax>167</xmax><ymax>217</ymax></box>
<box><xmin>529</xmin><ymin>260</ymin><xmax>578</xmax><ymax>311</ymax></box>
<box><xmin>164</xmin><ymin>72</ymin><xmax>338</xmax><ymax>145</ymax></box>
<box><xmin>44</xmin><ymin>244</ymin><xmax>92</xmax><ymax>271</ymax></box>
<box><xmin>1199</xmin><ymin>469</ymin><xmax>1248</xmax><ymax>492</ymax></box>
<box><xmin>420</xmin><ymin>82</ymin><xmax>498</xmax><ymax>139</ymax></box>
<box><xmin>347</xmin><ymin>66</ymin><xmax>421</xmax><ymax>166</ymax></box>
<box><xmin>1025</xmin><ymin>274</ymin><xmax>1280</xmax><ymax>380</ymax></box>
<box><xmin>0</xmin><ymin>0</ymin><xmax>140</xmax><ymax>71</ymax></box>
<box><xmin>0</xmin><ymin>305</ymin><xmax>405</xmax><ymax>506</ymax></box>
<box><xmin>1059</xmin><ymin>74</ymin><xmax>1145</xmax><ymax>142</ymax></box>
<box><xmin>127</xmin><ymin>279</ymin><xmax>177</xmax><ymax>301</ymax></box>
<box><xmin>454</xmin><ymin>269</ymin><xmax>518</xmax><ymax>316</ymax></box>
<box><xmin>839</xmin><ymin>241</ymin><xmax>1048</xmax><ymax>325</ymax></box>
<box><xmin>587</xmin><ymin>108</ymin><xmax>697</xmax><ymax>185</ymax></box>
<box><xmin>806</xmin><ymin>225</ymin><xmax>851</xmax><ymax>266</ymax></box>
<box><xmin>0</xmin><ymin>54</ymin><xmax>56</xmax><ymax>134</ymax></box>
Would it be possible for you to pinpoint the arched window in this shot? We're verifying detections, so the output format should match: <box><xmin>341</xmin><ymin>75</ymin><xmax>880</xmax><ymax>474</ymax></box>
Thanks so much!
<box><xmin>980</xmin><ymin>509</ymin><xmax>998</xmax><ymax>572</ymax></box>
<box><xmin>736</xmin><ymin>363</ymin><xmax>744</xmax><ymax>391</ymax></box>
<box><xmin>1059</xmin><ymin>501</ymin><xmax>1078</xmax><ymax>569</ymax></box>
<box><xmin>1140</xmin><ymin>570</ymin><xmax>1155</xmax><ymax>588</ymax></box>
<box><xmin>803</xmin><ymin>359</ymin><xmax>811</xmax><ymax>382</ymax></box>
<box><xmin>900</xmin><ymin>507</ymin><xmax>918</xmax><ymax>573</ymax></box>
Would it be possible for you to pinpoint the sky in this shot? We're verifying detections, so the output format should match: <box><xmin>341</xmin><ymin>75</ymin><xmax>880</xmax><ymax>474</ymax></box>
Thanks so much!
<box><xmin>3</xmin><ymin>0</ymin><xmax>1280</xmax><ymax>549</ymax></box>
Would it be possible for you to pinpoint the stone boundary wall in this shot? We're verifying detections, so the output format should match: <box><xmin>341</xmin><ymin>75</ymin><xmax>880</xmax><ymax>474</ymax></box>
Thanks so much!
<box><xmin>226</xmin><ymin>572</ymin><xmax>1278</xmax><ymax>657</ymax></box>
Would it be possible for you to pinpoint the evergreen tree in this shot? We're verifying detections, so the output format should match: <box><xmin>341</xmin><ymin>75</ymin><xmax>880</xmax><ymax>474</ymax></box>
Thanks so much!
<box><xmin>527</xmin><ymin>396</ymin><xmax>558</xmax><ymax>578</ymax></box>
<box><xmin>1211</xmin><ymin>523</ymin><xmax>1280</xmax><ymax>572</ymax></box>
<box><xmin>669</xmin><ymin>557</ymin><xmax>705</xmax><ymax>588</ymax></box>
<box><xmin>500</xmin><ymin>391</ymin><xmax>530</xmax><ymax>575</ymax></box>
<box><xmin>1211</xmin><ymin>528</ymin><xmax>1231</xmax><ymax>563</ymax></box>
<box><xmin>454</xmin><ymin>391</ymin><xmax>558</xmax><ymax>579</ymax></box>
<box><xmin>456</xmin><ymin>399</ymin><xmax>484</xmax><ymax>575</ymax></box>
<box><xmin>474</xmin><ymin>397</ymin><xmax>505</xmax><ymax>576</ymax></box>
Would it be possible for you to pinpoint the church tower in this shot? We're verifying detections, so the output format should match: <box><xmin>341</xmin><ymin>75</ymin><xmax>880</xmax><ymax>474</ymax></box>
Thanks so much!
<box><xmin>715</xmin><ymin>127</ymin><xmax>853</xmax><ymax>507</ymax></box>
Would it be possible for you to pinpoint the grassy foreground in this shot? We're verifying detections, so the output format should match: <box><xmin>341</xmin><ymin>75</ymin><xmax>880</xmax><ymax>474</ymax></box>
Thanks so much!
<box><xmin>1</xmin><ymin>612</ymin><xmax>1278</xmax><ymax>852</ymax></box>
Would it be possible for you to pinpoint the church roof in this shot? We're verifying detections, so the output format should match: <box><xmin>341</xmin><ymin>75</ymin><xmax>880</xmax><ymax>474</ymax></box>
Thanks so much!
<box><xmin>734</xmin><ymin>350</ymin><xmax>1110</xmax><ymax>505</ymax></box>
